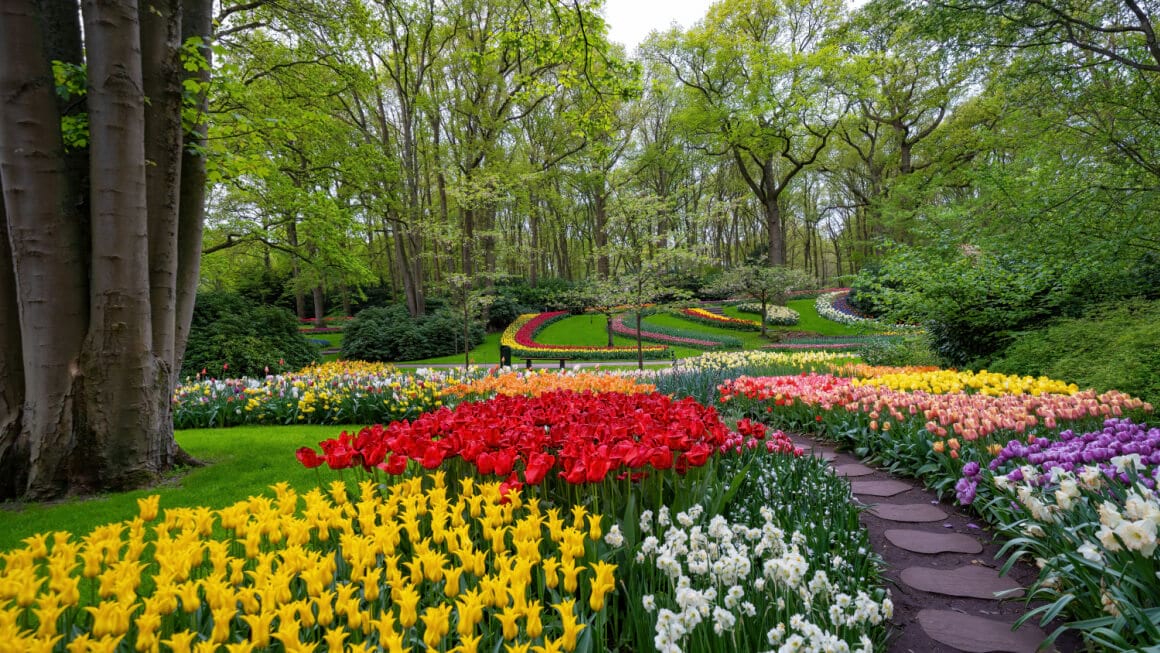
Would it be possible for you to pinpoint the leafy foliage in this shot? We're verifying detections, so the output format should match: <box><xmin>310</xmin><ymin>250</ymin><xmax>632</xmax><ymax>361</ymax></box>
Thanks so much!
<box><xmin>341</xmin><ymin>305</ymin><xmax>484</xmax><ymax>363</ymax></box>
<box><xmin>181</xmin><ymin>292</ymin><xmax>318</xmax><ymax>379</ymax></box>
<box><xmin>988</xmin><ymin>300</ymin><xmax>1160</xmax><ymax>407</ymax></box>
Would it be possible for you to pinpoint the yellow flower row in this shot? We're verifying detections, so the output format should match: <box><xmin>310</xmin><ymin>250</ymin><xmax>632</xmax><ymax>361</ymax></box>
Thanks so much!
<box><xmin>444</xmin><ymin>370</ymin><xmax>656</xmax><ymax>399</ymax></box>
<box><xmin>851</xmin><ymin>369</ymin><xmax>1080</xmax><ymax>397</ymax></box>
<box><xmin>681</xmin><ymin>350</ymin><xmax>855</xmax><ymax>371</ymax></box>
<box><xmin>0</xmin><ymin>474</ymin><xmax>615</xmax><ymax>653</ymax></box>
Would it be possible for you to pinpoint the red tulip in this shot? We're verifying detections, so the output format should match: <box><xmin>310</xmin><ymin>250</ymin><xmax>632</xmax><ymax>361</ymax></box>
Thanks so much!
<box><xmin>295</xmin><ymin>447</ymin><xmax>325</xmax><ymax>469</ymax></box>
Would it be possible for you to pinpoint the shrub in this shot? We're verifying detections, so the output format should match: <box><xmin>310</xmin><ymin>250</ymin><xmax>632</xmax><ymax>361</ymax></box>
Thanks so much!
<box><xmin>485</xmin><ymin>293</ymin><xmax>529</xmax><ymax>331</ymax></box>
<box><xmin>180</xmin><ymin>292</ymin><xmax>318</xmax><ymax>379</ymax></box>
<box><xmin>987</xmin><ymin>300</ymin><xmax>1160</xmax><ymax>406</ymax></box>
<box><xmin>341</xmin><ymin>305</ymin><xmax>485</xmax><ymax>362</ymax></box>
<box><xmin>858</xmin><ymin>335</ymin><xmax>941</xmax><ymax>367</ymax></box>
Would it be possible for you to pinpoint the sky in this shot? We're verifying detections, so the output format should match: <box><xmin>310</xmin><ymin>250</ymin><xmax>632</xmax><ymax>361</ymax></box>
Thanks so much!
<box><xmin>601</xmin><ymin>0</ymin><xmax>715</xmax><ymax>53</ymax></box>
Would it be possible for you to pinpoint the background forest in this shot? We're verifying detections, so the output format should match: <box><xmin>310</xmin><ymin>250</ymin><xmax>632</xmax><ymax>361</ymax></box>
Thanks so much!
<box><xmin>200</xmin><ymin>0</ymin><xmax>1159</xmax><ymax>399</ymax></box>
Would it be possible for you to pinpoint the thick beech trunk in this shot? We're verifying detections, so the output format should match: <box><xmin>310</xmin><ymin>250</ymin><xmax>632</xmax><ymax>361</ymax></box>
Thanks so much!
<box><xmin>0</xmin><ymin>0</ymin><xmax>212</xmax><ymax>500</ymax></box>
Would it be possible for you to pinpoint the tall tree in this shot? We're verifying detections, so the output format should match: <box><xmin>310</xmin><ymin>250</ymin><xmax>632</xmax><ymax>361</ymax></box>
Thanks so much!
<box><xmin>0</xmin><ymin>0</ymin><xmax>213</xmax><ymax>499</ymax></box>
<box><xmin>653</xmin><ymin>0</ymin><xmax>850</xmax><ymax>266</ymax></box>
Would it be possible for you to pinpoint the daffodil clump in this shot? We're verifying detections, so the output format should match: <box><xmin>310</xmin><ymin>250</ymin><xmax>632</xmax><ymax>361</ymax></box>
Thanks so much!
<box><xmin>851</xmin><ymin>369</ymin><xmax>1079</xmax><ymax>397</ymax></box>
<box><xmin>173</xmin><ymin>361</ymin><xmax>482</xmax><ymax>429</ymax></box>
<box><xmin>0</xmin><ymin>474</ymin><xmax>615</xmax><ymax>653</ymax></box>
<box><xmin>618</xmin><ymin>505</ymin><xmax>891</xmax><ymax>653</ymax></box>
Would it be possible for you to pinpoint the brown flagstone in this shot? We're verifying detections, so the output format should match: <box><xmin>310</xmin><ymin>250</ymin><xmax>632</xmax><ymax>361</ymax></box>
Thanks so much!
<box><xmin>884</xmin><ymin>528</ymin><xmax>983</xmax><ymax>554</ymax></box>
<box><xmin>902</xmin><ymin>566</ymin><xmax>1025</xmax><ymax>599</ymax></box>
<box><xmin>917</xmin><ymin>609</ymin><xmax>1047</xmax><ymax>652</ymax></box>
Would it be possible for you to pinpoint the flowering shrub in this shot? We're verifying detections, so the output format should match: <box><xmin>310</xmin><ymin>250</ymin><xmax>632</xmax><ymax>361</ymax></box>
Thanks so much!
<box><xmin>609</xmin><ymin>313</ymin><xmax>741</xmax><ymax>349</ymax></box>
<box><xmin>173</xmin><ymin>361</ymin><xmax>477</xmax><ymax>429</ymax></box>
<box><xmin>0</xmin><ymin>475</ymin><xmax>616</xmax><ymax>653</ymax></box>
<box><xmin>443</xmin><ymin>369</ymin><xmax>657</xmax><ymax>400</ymax></box>
<box><xmin>735</xmin><ymin>302</ymin><xmax>800</xmax><ymax>326</ymax></box>
<box><xmin>675</xmin><ymin>308</ymin><xmax>761</xmax><ymax>331</ymax></box>
<box><xmin>297</xmin><ymin>391</ymin><xmax>735</xmax><ymax>491</ymax></box>
<box><xmin>501</xmin><ymin>312</ymin><xmax>668</xmax><ymax>360</ymax></box>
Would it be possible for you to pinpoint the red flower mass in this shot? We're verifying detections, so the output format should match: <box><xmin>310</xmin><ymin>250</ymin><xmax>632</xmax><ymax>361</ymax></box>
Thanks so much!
<box><xmin>297</xmin><ymin>391</ymin><xmax>779</xmax><ymax>486</ymax></box>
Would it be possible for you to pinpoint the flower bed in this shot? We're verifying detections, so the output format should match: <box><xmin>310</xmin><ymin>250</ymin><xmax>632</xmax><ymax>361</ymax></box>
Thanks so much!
<box><xmin>719</xmin><ymin>370</ymin><xmax>1157</xmax><ymax>651</ymax></box>
<box><xmin>675</xmin><ymin>308</ymin><xmax>761</xmax><ymax>331</ymax></box>
<box><xmin>815</xmin><ymin>291</ymin><xmax>875</xmax><ymax>326</ymax></box>
<box><xmin>609</xmin><ymin>313</ymin><xmax>740</xmax><ymax>349</ymax></box>
<box><xmin>173</xmin><ymin>361</ymin><xmax>478</xmax><ymax>429</ymax></box>
<box><xmin>443</xmin><ymin>369</ymin><xmax>657</xmax><ymax>400</ymax></box>
<box><xmin>735</xmin><ymin>302</ymin><xmax>800</xmax><ymax>326</ymax></box>
<box><xmin>297</xmin><ymin>391</ymin><xmax>747</xmax><ymax>489</ymax></box>
<box><xmin>501</xmin><ymin>312</ymin><xmax>668</xmax><ymax>360</ymax></box>
<box><xmin>0</xmin><ymin>475</ymin><xmax>617</xmax><ymax>653</ymax></box>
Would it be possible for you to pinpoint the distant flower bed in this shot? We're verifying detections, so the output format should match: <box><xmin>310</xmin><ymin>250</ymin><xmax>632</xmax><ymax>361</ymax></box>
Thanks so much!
<box><xmin>735</xmin><ymin>302</ymin><xmax>800</xmax><ymax>326</ymax></box>
<box><xmin>786</xmin><ymin>287</ymin><xmax>847</xmax><ymax>299</ymax></box>
<box><xmin>299</xmin><ymin>326</ymin><xmax>344</xmax><ymax>334</ymax></box>
<box><xmin>173</xmin><ymin>361</ymin><xmax>479</xmax><ymax>429</ymax></box>
<box><xmin>676</xmin><ymin>308</ymin><xmax>760</xmax><ymax>331</ymax></box>
<box><xmin>815</xmin><ymin>291</ymin><xmax>874</xmax><ymax>326</ymax></box>
<box><xmin>444</xmin><ymin>369</ymin><xmax>657</xmax><ymax>399</ymax></box>
<box><xmin>610</xmin><ymin>313</ymin><xmax>740</xmax><ymax>349</ymax></box>
<box><xmin>501</xmin><ymin>312</ymin><xmax>668</xmax><ymax>360</ymax></box>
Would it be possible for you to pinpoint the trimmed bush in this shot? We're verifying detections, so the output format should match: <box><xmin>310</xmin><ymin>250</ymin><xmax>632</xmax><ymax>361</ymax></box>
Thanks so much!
<box><xmin>341</xmin><ymin>305</ymin><xmax>485</xmax><ymax>362</ymax></box>
<box><xmin>180</xmin><ymin>292</ymin><xmax>318</xmax><ymax>379</ymax></box>
<box><xmin>987</xmin><ymin>300</ymin><xmax>1160</xmax><ymax>406</ymax></box>
<box><xmin>858</xmin><ymin>335</ymin><xmax>941</xmax><ymax>367</ymax></box>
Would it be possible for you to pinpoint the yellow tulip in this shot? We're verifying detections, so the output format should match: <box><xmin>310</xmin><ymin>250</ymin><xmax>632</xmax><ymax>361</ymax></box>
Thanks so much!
<box><xmin>421</xmin><ymin>603</ymin><xmax>453</xmax><ymax>649</ymax></box>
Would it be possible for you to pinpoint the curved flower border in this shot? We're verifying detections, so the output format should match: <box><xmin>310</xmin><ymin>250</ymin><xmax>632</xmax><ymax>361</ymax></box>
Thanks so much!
<box><xmin>735</xmin><ymin>302</ymin><xmax>800</xmax><ymax>326</ymax></box>
<box><xmin>501</xmin><ymin>312</ymin><xmax>668</xmax><ymax>360</ymax></box>
<box><xmin>609</xmin><ymin>313</ymin><xmax>739</xmax><ymax>349</ymax></box>
<box><xmin>676</xmin><ymin>308</ymin><xmax>760</xmax><ymax>331</ymax></box>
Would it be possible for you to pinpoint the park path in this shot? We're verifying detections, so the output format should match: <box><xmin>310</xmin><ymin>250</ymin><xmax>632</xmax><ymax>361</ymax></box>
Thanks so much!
<box><xmin>787</xmin><ymin>434</ymin><xmax>1086</xmax><ymax>653</ymax></box>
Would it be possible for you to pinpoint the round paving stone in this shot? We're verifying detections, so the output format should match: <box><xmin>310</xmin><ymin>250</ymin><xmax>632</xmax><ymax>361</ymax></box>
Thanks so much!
<box><xmin>917</xmin><ymin>609</ymin><xmax>1046</xmax><ymax>653</ymax></box>
<box><xmin>850</xmin><ymin>479</ymin><xmax>911</xmax><ymax>497</ymax></box>
<box><xmin>814</xmin><ymin>450</ymin><xmax>837</xmax><ymax>462</ymax></box>
<box><xmin>834</xmin><ymin>463</ymin><xmax>874</xmax><ymax>477</ymax></box>
<box><xmin>884</xmin><ymin>529</ymin><xmax>983</xmax><ymax>554</ymax></box>
<box><xmin>869</xmin><ymin>503</ymin><xmax>948</xmax><ymax>522</ymax></box>
<box><xmin>902</xmin><ymin>566</ymin><xmax>1025</xmax><ymax>599</ymax></box>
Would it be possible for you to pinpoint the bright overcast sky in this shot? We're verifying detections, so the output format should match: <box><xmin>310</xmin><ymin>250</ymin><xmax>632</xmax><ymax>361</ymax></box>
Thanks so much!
<box><xmin>602</xmin><ymin>0</ymin><xmax>714</xmax><ymax>53</ymax></box>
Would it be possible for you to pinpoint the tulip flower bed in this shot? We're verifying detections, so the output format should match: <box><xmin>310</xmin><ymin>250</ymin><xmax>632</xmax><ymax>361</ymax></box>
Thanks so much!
<box><xmin>720</xmin><ymin>370</ymin><xmax>1157</xmax><ymax>650</ymax></box>
<box><xmin>442</xmin><ymin>369</ymin><xmax>657</xmax><ymax>400</ymax></box>
<box><xmin>608</xmin><ymin>312</ymin><xmax>741</xmax><ymax>349</ymax></box>
<box><xmin>675</xmin><ymin>308</ymin><xmax>761</xmax><ymax>331</ymax></box>
<box><xmin>172</xmin><ymin>361</ymin><xmax>479</xmax><ymax>429</ymax></box>
<box><xmin>0</xmin><ymin>475</ymin><xmax>620</xmax><ymax>653</ymax></box>
<box><xmin>735</xmin><ymin>302</ymin><xmax>801</xmax><ymax>326</ymax></box>
<box><xmin>815</xmin><ymin>291</ymin><xmax>875</xmax><ymax>326</ymax></box>
<box><xmin>502</xmin><ymin>312</ymin><xmax>669</xmax><ymax>360</ymax></box>
<box><xmin>295</xmin><ymin>391</ymin><xmax>750</xmax><ymax>492</ymax></box>
<box><xmin>954</xmin><ymin>419</ymin><xmax>1160</xmax><ymax>650</ymax></box>
<box><xmin>295</xmin><ymin>390</ymin><xmax>891</xmax><ymax>652</ymax></box>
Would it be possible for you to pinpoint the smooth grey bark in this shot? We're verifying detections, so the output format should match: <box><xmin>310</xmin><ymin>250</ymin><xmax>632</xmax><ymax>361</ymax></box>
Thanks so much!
<box><xmin>0</xmin><ymin>0</ymin><xmax>211</xmax><ymax>499</ymax></box>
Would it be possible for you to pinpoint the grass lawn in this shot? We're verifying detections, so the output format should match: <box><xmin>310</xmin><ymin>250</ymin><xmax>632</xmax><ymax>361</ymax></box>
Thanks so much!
<box><xmin>537</xmin><ymin>313</ymin><xmax>696</xmax><ymax>358</ymax></box>
<box><xmin>644</xmin><ymin>312</ymin><xmax>775</xmax><ymax>350</ymax></box>
<box><xmin>783</xmin><ymin>299</ymin><xmax>876</xmax><ymax>336</ymax></box>
<box><xmin>0</xmin><ymin>424</ymin><xmax>356</xmax><ymax>551</ymax></box>
<box><xmin>406</xmin><ymin>331</ymin><xmax>502</xmax><ymax>365</ymax></box>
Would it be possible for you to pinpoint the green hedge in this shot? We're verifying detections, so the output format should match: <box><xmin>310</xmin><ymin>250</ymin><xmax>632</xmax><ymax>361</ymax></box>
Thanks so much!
<box><xmin>342</xmin><ymin>305</ymin><xmax>485</xmax><ymax>362</ymax></box>
<box><xmin>181</xmin><ymin>292</ymin><xmax>318</xmax><ymax>379</ymax></box>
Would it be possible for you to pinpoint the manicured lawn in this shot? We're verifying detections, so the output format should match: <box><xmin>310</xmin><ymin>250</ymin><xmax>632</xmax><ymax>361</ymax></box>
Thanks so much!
<box><xmin>539</xmin><ymin>313</ymin><xmax>695</xmax><ymax>358</ymax></box>
<box><xmin>784</xmin><ymin>299</ymin><xmax>875</xmax><ymax>336</ymax></box>
<box><xmin>644</xmin><ymin>311</ymin><xmax>774</xmax><ymax>350</ymax></box>
<box><xmin>406</xmin><ymin>331</ymin><xmax>502</xmax><ymax>365</ymax></box>
<box><xmin>0</xmin><ymin>424</ymin><xmax>356</xmax><ymax>551</ymax></box>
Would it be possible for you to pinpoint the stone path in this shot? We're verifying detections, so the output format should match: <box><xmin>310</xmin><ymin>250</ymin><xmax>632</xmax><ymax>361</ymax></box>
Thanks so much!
<box><xmin>789</xmin><ymin>435</ymin><xmax>1084</xmax><ymax>653</ymax></box>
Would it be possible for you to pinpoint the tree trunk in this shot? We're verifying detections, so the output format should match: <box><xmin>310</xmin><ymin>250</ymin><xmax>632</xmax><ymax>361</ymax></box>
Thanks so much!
<box><xmin>0</xmin><ymin>0</ymin><xmax>211</xmax><ymax>500</ymax></box>
<box><xmin>77</xmin><ymin>0</ymin><xmax>174</xmax><ymax>493</ymax></box>
<box><xmin>0</xmin><ymin>178</ymin><xmax>29</xmax><ymax>499</ymax></box>
<box><xmin>312</xmin><ymin>284</ymin><xmax>326</xmax><ymax>327</ymax></box>
<box><xmin>0</xmin><ymin>0</ymin><xmax>91</xmax><ymax>499</ymax></box>
<box><xmin>764</xmin><ymin>198</ymin><xmax>786</xmax><ymax>266</ymax></box>
<box><xmin>594</xmin><ymin>185</ymin><xmax>610</xmax><ymax>278</ymax></box>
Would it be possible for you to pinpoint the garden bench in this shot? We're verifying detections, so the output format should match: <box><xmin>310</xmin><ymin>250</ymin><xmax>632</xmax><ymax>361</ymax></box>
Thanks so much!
<box><xmin>520</xmin><ymin>357</ymin><xmax>569</xmax><ymax>369</ymax></box>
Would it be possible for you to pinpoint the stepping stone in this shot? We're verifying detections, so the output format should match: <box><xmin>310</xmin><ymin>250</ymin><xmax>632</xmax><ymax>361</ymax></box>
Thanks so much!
<box><xmin>917</xmin><ymin>609</ymin><xmax>1046</xmax><ymax>653</ymax></box>
<box><xmin>885</xmin><ymin>529</ymin><xmax>983</xmax><ymax>554</ymax></box>
<box><xmin>902</xmin><ymin>566</ymin><xmax>1025</xmax><ymax>599</ymax></box>
<box><xmin>834</xmin><ymin>463</ymin><xmax>875</xmax><ymax>477</ymax></box>
<box><xmin>869</xmin><ymin>503</ymin><xmax>948</xmax><ymax>522</ymax></box>
<box><xmin>812</xmin><ymin>450</ymin><xmax>837</xmax><ymax>462</ymax></box>
<box><xmin>850</xmin><ymin>480</ymin><xmax>911</xmax><ymax>497</ymax></box>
